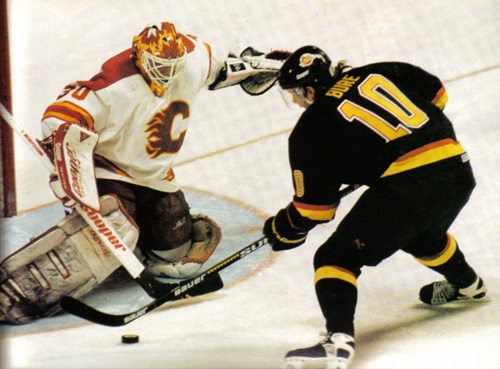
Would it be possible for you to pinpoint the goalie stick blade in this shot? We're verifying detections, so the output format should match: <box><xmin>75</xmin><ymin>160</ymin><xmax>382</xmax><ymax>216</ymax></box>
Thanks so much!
<box><xmin>60</xmin><ymin>272</ymin><xmax>224</xmax><ymax>326</ymax></box>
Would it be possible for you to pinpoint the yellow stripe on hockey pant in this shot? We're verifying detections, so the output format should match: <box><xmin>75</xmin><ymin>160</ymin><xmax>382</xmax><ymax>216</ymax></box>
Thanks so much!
<box><xmin>381</xmin><ymin>139</ymin><xmax>465</xmax><ymax>177</ymax></box>
<box><xmin>315</xmin><ymin>265</ymin><xmax>357</xmax><ymax>288</ymax></box>
<box><xmin>414</xmin><ymin>233</ymin><xmax>457</xmax><ymax>267</ymax></box>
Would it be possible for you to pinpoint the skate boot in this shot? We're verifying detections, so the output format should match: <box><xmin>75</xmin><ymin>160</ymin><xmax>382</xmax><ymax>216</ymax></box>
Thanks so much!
<box><xmin>284</xmin><ymin>332</ymin><xmax>355</xmax><ymax>369</ymax></box>
<box><xmin>419</xmin><ymin>276</ymin><xmax>487</xmax><ymax>305</ymax></box>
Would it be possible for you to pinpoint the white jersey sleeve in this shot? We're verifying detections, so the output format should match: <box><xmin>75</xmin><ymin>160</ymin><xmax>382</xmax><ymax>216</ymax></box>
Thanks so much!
<box><xmin>41</xmin><ymin>35</ymin><xmax>230</xmax><ymax>193</ymax></box>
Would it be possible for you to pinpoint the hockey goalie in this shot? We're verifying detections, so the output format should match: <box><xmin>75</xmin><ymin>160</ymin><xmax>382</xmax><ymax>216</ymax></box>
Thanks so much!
<box><xmin>0</xmin><ymin>21</ymin><xmax>290</xmax><ymax>324</ymax></box>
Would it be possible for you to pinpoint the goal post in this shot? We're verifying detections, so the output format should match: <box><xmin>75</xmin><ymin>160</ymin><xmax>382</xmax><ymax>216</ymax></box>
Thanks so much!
<box><xmin>0</xmin><ymin>0</ymin><xmax>16</xmax><ymax>217</ymax></box>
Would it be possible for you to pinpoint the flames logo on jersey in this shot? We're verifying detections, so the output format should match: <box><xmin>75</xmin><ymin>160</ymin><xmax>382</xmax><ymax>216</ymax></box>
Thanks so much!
<box><xmin>145</xmin><ymin>101</ymin><xmax>190</xmax><ymax>159</ymax></box>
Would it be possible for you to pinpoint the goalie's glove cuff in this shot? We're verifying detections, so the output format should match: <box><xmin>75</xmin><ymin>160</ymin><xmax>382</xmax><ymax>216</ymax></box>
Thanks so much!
<box><xmin>264</xmin><ymin>208</ymin><xmax>308</xmax><ymax>252</ymax></box>
<box><xmin>49</xmin><ymin>172</ymin><xmax>76</xmax><ymax>208</ymax></box>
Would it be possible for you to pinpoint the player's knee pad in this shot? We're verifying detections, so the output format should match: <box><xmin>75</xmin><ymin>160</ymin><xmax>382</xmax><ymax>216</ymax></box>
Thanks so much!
<box><xmin>0</xmin><ymin>195</ymin><xmax>138</xmax><ymax>324</ymax></box>
<box><xmin>145</xmin><ymin>214</ymin><xmax>222</xmax><ymax>279</ymax></box>
<box><xmin>314</xmin><ymin>233</ymin><xmax>364</xmax><ymax>275</ymax></box>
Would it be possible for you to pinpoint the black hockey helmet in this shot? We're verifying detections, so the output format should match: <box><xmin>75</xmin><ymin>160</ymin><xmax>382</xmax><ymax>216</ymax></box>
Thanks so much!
<box><xmin>278</xmin><ymin>45</ymin><xmax>333</xmax><ymax>94</ymax></box>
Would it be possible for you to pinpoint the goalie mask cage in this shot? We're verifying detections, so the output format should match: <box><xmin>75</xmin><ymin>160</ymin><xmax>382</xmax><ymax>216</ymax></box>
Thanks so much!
<box><xmin>1</xmin><ymin>0</ymin><xmax>16</xmax><ymax>217</ymax></box>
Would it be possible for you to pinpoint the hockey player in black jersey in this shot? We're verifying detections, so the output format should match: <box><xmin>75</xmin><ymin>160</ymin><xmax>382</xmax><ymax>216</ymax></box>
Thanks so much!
<box><xmin>263</xmin><ymin>46</ymin><xmax>488</xmax><ymax>369</ymax></box>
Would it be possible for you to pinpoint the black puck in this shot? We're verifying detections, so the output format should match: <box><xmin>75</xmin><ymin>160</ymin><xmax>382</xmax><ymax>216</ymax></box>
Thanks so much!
<box><xmin>121</xmin><ymin>334</ymin><xmax>139</xmax><ymax>344</ymax></box>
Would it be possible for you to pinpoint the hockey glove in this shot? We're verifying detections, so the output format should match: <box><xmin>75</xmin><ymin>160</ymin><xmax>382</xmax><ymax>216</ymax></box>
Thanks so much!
<box><xmin>239</xmin><ymin>47</ymin><xmax>291</xmax><ymax>95</ymax></box>
<box><xmin>48</xmin><ymin>122</ymin><xmax>100</xmax><ymax>210</ymax></box>
<box><xmin>264</xmin><ymin>208</ymin><xmax>308</xmax><ymax>252</ymax></box>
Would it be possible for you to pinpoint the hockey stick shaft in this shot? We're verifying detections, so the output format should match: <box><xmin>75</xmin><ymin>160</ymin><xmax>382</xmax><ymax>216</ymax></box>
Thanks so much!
<box><xmin>60</xmin><ymin>184</ymin><xmax>361</xmax><ymax>326</ymax></box>
<box><xmin>0</xmin><ymin>104</ymin><xmax>172</xmax><ymax>296</ymax></box>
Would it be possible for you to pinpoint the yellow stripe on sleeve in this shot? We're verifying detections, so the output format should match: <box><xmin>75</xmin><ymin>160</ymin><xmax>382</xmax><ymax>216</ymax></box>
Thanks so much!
<box><xmin>42</xmin><ymin>101</ymin><xmax>95</xmax><ymax>130</ymax></box>
<box><xmin>293</xmin><ymin>201</ymin><xmax>337</xmax><ymax>221</ymax></box>
<box><xmin>414</xmin><ymin>233</ymin><xmax>457</xmax><ymax>267</ymax></box>
<box><xmin>315</xmin><ymin>265</ymin><xmax>357</xmax><ymax>287</ymax></box>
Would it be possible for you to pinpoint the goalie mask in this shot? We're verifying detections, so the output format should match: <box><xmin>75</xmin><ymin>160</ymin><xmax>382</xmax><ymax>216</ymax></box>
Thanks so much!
<box><xmin>278</xmin><ymin>45</ymin><xmax>334</xmax><ymax>96</ymax></box>
<box><xmin>132</xmin><ymin>22</ymin><xmax>187</xmax><ymax>97</ymax></box>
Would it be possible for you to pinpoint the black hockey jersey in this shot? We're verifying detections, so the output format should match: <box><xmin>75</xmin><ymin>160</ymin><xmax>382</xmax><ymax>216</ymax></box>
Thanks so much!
<box><xmin>288</xmin><ymin>62</ymin><xmax>468</xmax><ymax>223</ymax></box>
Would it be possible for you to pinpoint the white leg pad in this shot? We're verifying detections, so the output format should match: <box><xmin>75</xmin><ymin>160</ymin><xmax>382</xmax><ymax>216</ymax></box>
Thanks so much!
<box><xmin>0</xmin><ymin>195</ymin><xmax>138</xmax><ymax>324</ymax></box>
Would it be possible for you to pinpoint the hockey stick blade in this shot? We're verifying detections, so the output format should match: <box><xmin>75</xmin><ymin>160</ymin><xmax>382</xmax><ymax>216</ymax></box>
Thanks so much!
<box><xmin>60</xmin><ymin>271</ymin><xmax>224</xmax><ymax>327</ymax></box>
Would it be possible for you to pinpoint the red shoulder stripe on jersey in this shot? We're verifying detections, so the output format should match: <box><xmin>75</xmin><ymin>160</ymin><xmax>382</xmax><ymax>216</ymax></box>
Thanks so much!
<box><xmin>77</xmin><ymin>49</ymin><xmax>139</xmax><ymax>92</ymax></box>
<box><xmin>42</xmin><ymin>101</ymin><xmax>95</xmax><ymax>130</ymax></box>
<box><xmin>293</xmin><ymin>201</ymin><xmax>338</xmax><ymax>221</ymax></box>
<box><xmin>180</xmin><ymin>34</ymin><xmax>196</xmax><ymax>53</ymax></box>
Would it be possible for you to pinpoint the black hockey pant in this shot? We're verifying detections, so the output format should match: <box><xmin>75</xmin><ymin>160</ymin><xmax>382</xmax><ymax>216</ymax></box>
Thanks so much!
<box><xmin>313</xmin><ymin>160</ymin><xmax>477</xmax><ymax>336</ymax></box>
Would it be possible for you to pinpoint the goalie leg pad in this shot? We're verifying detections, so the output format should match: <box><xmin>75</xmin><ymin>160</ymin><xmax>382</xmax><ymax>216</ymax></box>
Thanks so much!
<box><xmin>0</xmin><ymin>195</ymin><xmax>138</xmax><ymax>324</ymax></box>
<box><xmin>145</xmin><ymin>214</ymin><xmax>222</xmax><ymax>279</ymax></box>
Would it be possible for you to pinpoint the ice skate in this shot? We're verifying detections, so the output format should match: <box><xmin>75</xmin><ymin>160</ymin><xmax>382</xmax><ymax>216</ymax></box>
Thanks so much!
<box><xmin>419</xmin><ymin>277</ymin><xmax>488</xmax><ymax>305</ymax></box>
<box><xmin>283</xmin><ymin>332</ymin><xmax>355</xmax><ymax>369</ymax></box>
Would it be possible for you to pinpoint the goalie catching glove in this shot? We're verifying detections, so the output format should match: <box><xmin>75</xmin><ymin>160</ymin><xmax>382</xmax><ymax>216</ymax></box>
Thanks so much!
<box><xmin>209</xmin><ymin>47</ymin><xmax>291</xmax><ymax>95</ymax></box>
<box><xmin>145</xmin><ymin>214</ymin><xmax>222</xmax><ymax>279</ymax></box>
<box><xmin>46</xmin><ymin>122</ymin><xmax>100</xmax><ymax>211</ymax></box>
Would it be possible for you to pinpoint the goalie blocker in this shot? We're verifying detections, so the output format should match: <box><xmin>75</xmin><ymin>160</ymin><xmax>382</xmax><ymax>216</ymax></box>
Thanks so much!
<box><xmin>46</xmin><ymin>122</ymin><xmax>100</xmax><ymax>211</ymax></box>
<box><xmin>0</xmin><ymin>195</ymin><xmax>138</xmax><ymax>324</ymax></box>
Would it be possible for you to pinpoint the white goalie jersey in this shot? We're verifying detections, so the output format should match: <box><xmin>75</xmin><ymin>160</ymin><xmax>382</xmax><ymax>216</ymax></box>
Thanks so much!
<box><xmin>41</xmin><ymin>34</ymin><xmax>228</xmax><ymax>193</ymax></box>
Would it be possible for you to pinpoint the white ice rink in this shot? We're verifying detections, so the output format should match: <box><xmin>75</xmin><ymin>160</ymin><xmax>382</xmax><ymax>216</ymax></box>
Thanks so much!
<box><xmin>2</xmin><ymin>1</ymin><xmax>499</xmax><ymax>368</ymax></box>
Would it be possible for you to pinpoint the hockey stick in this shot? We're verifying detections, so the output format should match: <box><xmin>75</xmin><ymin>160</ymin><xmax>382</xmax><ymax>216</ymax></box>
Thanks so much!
<box><xmin>60</xmin><ymin>236</ymin><xmax>269</xmax><ymax>326</ymax></box>
<box><xmin>0</xmin><ymin>103</ymin><xmax>183</xmax><ymax>298</ymax></box>
<box><xmin>59</xmin><ymin>184</ymin><xmax>361</xmax><ymax>326</ymax></box>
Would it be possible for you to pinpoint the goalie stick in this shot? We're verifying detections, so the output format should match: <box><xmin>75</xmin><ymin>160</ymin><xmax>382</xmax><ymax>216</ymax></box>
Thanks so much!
<box><xmin>0</xmin><ymin>103</ymin><xmax>177</xmax><ymax>299</ymax></box>
<box><xmin>59</xmin><ymin>184</ymin><xmax>361</xmax><ymax>326</ymax></box>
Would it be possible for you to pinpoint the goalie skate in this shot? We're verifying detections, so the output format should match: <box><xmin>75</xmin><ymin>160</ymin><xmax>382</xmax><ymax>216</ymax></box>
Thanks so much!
<box><xmin>419</xmin><ymin>277</ymin><xmax>488</xmax><ymax>305</ymax></box>
<box><xmin>284</xmin><ymin>332</ymin><xmax>355</xmax><ymax>369</ymax></box>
